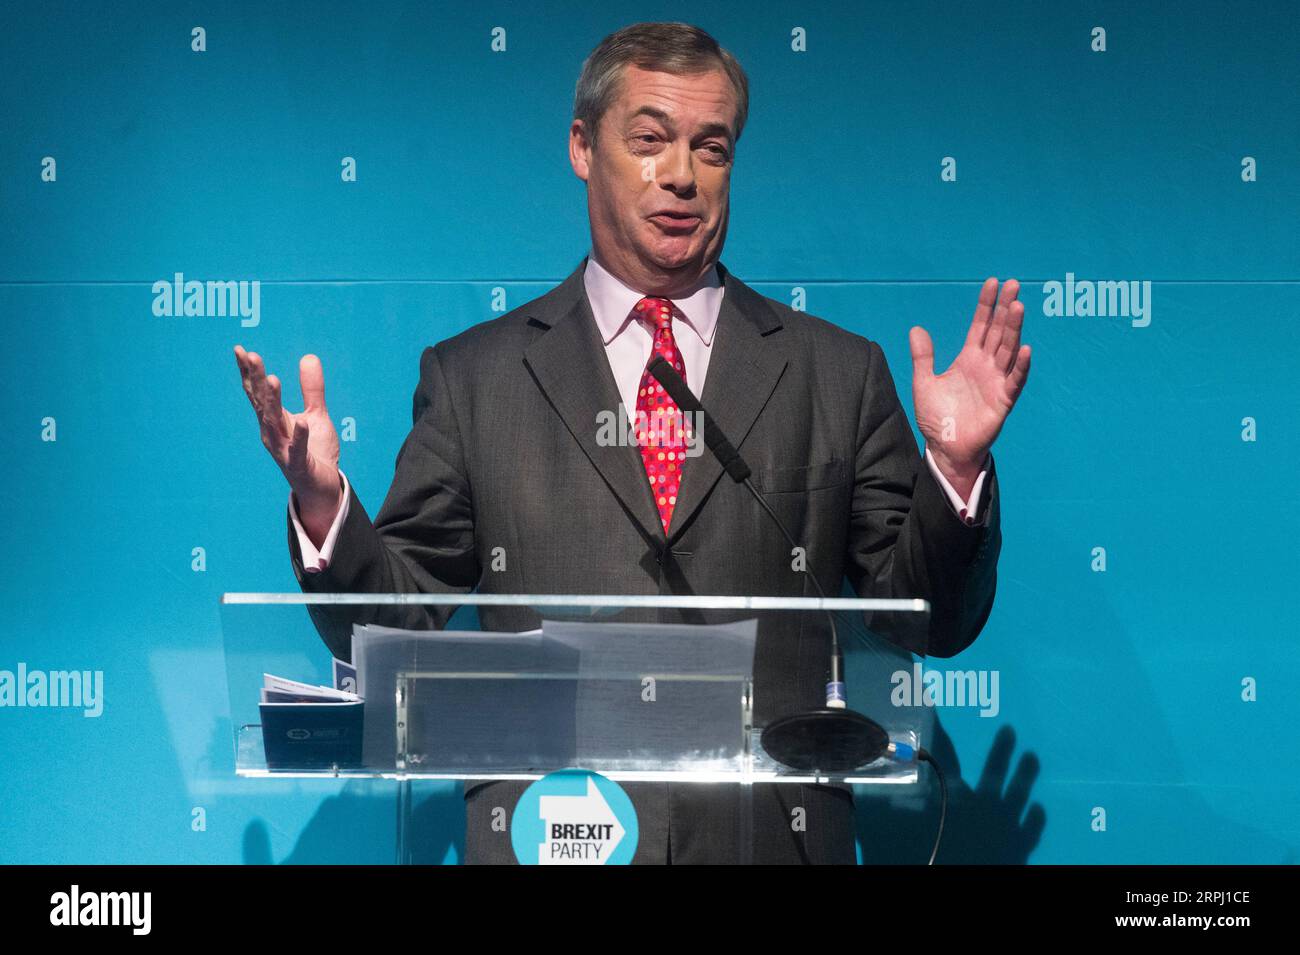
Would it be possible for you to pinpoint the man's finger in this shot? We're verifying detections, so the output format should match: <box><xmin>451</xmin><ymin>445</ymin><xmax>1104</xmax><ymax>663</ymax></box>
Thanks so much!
<box><xmin>983</xmin><ymin>278</ymin><xmax>1020</xmax><ymax>356</ymax></box>
<box><xmin>240</xmin><ymin>349</ymin><xmax>270</xmax><ymax>418</ymax></box>
<box><xmin>967</xmin><ymin>277</ymin><xmax>999</xmax><ymax>350</ymax></box>
<box><xmin>993</xmin><ymin>300</ymin><xmax>1025</xmax><ymax>374</ymax></box>
<box><xmin>998</xmin><ymin>277</ymin><xmax>1020</xmax><ymax>307</ymax></box>
<box><xmin>299</xmin><ymin>354</ymin><xmax>327</xmax><ymax>413</ymax></box>
<box><xmin>235</xmin><ymin>345</ymin><xmax>256</xmax><ymax>399</ymax></box>
<box><xmin>243</xmin><ymin>351</ymin><xmax>284</xmax><ymax>436</ymax></box>
<box><xmin>1007</xmin><ymin>345</ymin><xmax>1031</xmax><ymax>400</ymax></box>
<box><xmin>265</xmin><ymin>374</ymin><xmax>291</xmax><ymax>439</ymax></box>
<box><xmin>909</xmin><ymin>325</ymin><xmax>935</xmax><ymax>380</ymax></box>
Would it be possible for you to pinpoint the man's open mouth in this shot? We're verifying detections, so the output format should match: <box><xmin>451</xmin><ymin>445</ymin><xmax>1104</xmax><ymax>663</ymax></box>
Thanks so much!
<box><xmin>649</xmin><ymin>212</ymin><xmax>701</xmax><ymax>229</ymax></box>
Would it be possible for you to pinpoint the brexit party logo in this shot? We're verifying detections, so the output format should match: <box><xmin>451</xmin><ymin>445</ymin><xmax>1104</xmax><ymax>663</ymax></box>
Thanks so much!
<box><xmin>511</xmin><ymin>769</ymin><xmax>638</xmax><ymax>865</ymax></box>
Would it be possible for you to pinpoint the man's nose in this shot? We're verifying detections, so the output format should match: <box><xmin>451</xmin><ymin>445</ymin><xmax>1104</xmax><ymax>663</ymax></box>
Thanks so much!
<box><xmin>655</xmin><ymin>141</ymin><xmax>696</xmax><ymax>192</ymax></box>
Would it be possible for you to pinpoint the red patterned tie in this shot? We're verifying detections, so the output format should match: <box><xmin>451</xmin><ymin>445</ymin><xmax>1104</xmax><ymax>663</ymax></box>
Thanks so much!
<box><xmin>633</xmin><ymin>296</ymin><xmax>689</xmax><ymax>533</ymax></box>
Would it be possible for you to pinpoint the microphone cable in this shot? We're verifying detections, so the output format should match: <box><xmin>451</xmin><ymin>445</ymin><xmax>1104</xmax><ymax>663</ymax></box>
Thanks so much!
<box><xmin>889</xmin><ymin>740</ymin><xmax>948</xmax><ymax>865</ymax></box>
<box><xmin>650</xmin><ymin>353</ymin><xmax>952</xmax><ymax>863</ymax></box>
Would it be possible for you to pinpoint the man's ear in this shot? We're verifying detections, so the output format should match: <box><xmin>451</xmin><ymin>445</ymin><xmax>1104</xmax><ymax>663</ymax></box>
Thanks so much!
<box><xmin>569</xmin><ymin>119</ymin><xmax>593</xmax><ymax>182</ymax></box>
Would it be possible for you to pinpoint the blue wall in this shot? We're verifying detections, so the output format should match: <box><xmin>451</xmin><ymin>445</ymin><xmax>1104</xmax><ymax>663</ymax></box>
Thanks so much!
<box><xmin>1</xmin><ymin>0</ymin><xmax>1296</xmax><ymax>864</ymax></box>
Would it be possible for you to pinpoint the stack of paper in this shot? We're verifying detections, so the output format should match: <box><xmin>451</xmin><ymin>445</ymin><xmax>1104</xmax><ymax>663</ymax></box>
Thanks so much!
<box><xmin>259</xmin><ymin>669</ymin><xmax>359</xmax><ymax>704</ymax></box>
<box><xmin>349</xmin><ymin>618</ymin><xmax>758</xmax><ymax>772</ymax></box>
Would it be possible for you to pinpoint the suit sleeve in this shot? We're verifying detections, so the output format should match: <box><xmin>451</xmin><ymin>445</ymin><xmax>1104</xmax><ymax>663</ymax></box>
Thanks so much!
<box><xmin>287</xmin><ymin>345</ymin><xmax>480</xmax><ymax>660</ymax></box>
<box><xmin>843</xmin><ymin>340</ymin><xmax>1001</xmax><ymax>658</ymax></box>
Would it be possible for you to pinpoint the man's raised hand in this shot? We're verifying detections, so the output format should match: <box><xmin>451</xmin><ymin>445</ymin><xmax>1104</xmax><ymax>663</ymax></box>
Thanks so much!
<box><xmin>908</xmin><ymin>277</ymin><xmax>1032</xmax><ymax>497</ymax></box>
<box><xmin>234</xmin><ymin>345</ymin><xmax>343</xmax><ymax>537</ymax></box>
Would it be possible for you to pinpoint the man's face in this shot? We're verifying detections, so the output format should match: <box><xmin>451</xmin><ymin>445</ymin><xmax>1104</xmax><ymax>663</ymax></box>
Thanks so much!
<box><xmin>571</xmin><ymin>64</ymin><xmax>736</xmax><ymax>296</ymax></box>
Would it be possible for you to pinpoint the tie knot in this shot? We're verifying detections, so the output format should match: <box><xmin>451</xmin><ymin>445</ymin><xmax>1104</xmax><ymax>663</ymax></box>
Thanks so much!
<box><xmin>634</xmin><ymin>296</ymin><xmax>674</xmax><ymax>332</ymax></box>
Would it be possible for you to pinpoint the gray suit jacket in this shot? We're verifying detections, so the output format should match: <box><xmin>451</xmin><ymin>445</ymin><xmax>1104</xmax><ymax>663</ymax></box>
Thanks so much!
<box><xmin>288</xmin><ymin>256</ymin><xmax>1001</xmax><ymax>863</ymax></box>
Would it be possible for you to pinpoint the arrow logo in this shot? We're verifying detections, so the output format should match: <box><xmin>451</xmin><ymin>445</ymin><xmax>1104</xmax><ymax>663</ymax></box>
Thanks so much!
<box><xmin>537</xmin><ymin>777</ymin><xmax>627</xmax><ymax>865</ymax></box>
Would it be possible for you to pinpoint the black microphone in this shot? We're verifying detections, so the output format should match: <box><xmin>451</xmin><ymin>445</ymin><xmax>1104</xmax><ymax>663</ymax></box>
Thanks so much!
<box><xmin>647</xmin><ymin>355</ymin><xmax>751</xmax><ymax>483</ymax></box>
<box><xmin>647</xmin><ymin>354</ymin><xmax>888</xmax><ymax>772</ymax></box>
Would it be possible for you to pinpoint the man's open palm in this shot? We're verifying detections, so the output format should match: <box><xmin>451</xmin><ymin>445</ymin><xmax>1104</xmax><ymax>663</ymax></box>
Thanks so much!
<box><xmin>234</xmin><ymin>346</ymin><xmax>341</xmax><ymax>513</ymax></box>
<box><xmin>909</xmin><ymin>277</ymin><xmax>1031</xmax><ymax>474</ymax></box>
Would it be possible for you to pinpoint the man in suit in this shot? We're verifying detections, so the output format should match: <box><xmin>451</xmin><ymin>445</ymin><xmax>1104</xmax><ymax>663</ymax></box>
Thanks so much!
<box><xmin>235</xmin><ymin>21</ymin><xmax>1030</xmax><ymax>863</ymax></box>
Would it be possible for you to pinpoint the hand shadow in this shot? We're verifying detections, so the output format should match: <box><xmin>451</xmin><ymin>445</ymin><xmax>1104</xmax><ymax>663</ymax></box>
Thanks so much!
<box><xmin>856</xmin><ymin>722</ymin><xmax>1046</xmax><ymax>864</ymax></box>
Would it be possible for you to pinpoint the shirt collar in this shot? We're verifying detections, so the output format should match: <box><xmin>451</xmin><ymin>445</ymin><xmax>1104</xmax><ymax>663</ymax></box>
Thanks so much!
<box><xmin>583</xmin><ymin>251</ymin><xmax>724</xmax><ymax>347</ymax></box>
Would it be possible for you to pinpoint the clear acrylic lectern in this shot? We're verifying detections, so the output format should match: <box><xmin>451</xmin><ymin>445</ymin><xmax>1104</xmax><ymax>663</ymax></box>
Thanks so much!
<box><xmin>219</xmin><ymin>593</ymin><xmax>931</xmax><ymax>864</ymax></box>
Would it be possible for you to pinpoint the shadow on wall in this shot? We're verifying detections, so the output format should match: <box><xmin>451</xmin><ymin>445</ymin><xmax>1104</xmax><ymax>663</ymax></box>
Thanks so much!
<box><xmin>234</xmin><ymin>720</ymin><xmax>1038</xmax><ymax>865</ymax></box>
<box><xmin>237</xmin><ymin>717</ymin><xmax>1299</xmax><ymax>865</ymax></box>
<box><xmin>855</xmin><ymin>696</ymin><xmax>1300</xmax><ymax>865</ymax></box>
<box><xmin>857</xmin><ymin>721</ymin><xmax>1046</xmax><ymax>864</ymax></box>
<box><xmin>235</xmin><ymin>723</ymin><xmax>1039</xmax><ymax>866</ymax></box>
<box><xmin>243</xmin><ymin>782</ymin><xmax>465</xmax><ymax>864</ymax></box>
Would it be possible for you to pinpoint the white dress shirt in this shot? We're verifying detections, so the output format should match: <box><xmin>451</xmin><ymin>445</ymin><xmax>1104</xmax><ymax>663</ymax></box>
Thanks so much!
<box><xmin>292</xmin><ymin>254</ymin><xmax>990</xmax><ymax>571</ymax></box>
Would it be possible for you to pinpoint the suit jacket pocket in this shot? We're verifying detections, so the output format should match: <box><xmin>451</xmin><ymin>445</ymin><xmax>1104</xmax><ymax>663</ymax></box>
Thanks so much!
<box><xmin>754</xmin><ymin>458</ymin><xmax>848</xmax><ymax>494</ymax></box>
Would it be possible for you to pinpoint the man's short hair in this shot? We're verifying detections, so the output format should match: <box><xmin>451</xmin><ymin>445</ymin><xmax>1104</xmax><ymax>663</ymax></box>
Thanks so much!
<box><xmin>573</xmin><ymin>21</ymin><xmax>750</xmax><ymax>148</ymax></box>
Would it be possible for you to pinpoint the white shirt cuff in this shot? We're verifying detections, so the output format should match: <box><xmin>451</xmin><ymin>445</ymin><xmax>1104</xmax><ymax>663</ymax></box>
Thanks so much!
<box><xmin>289</xmin><ymin>471</ymin><xmax>350</xmax><ymax>573</ymax></box>
<box><xmin>924</xmin><ymin>447</ymin><xmax>990</xmax><ymax>527</ymax></box>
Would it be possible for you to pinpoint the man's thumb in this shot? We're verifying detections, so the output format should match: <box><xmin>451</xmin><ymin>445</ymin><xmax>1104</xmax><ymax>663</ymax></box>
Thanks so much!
<box><xmin>299</xmin><ymin>354</ymin><xmax>327</xmax><ymax>412</ymax></box>
<box><xmin>909</xmin><ymin>326</ymin><xmax>935</xmax><ymax>380</ymax></box>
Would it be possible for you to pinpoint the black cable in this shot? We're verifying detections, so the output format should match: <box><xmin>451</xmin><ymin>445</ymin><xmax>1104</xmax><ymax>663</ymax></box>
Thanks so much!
<box><xmin>743</xmin><ymin>435</ymin><xmax>945</xmax><ymax>869</ymax></box>
<box><xmin>742</xmin><ymin>476</ymin><xmax>839</xmax><ymax>647</ymax></box>
<box><xmin>741</xmin><ymin>475</ymin><xmax>854</xmax><ymax>700</ymax></box>
<box><xmin>917</xmin><ymin>747</ymin><xmax>948</xmax><ymax>865</ymax></box>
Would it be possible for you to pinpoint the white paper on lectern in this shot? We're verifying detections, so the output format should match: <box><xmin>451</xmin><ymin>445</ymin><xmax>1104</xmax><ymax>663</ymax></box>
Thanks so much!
<box><xmin>348</xmin><ymin>618</ymin><xmax>758</xmax><ymax>771</ymax></box>
<box><xmin>539</xmin><ymin>617</ymin><xmax>757</xmax><ymax>676</ymax></box>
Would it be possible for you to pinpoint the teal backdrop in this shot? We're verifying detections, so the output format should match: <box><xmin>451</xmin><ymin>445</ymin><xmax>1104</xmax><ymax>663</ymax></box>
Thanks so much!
<box><xmin>1</xmin><ymin>0</ymin><xmax>1296</xmax><ymax>864</ymax></box>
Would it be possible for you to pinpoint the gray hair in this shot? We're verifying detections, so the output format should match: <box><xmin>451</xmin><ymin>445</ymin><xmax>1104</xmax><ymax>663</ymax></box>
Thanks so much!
<box><xmin>573</xmin><ymin>22</ymin><xmax>750</xmax><ymax>149</ymax></box>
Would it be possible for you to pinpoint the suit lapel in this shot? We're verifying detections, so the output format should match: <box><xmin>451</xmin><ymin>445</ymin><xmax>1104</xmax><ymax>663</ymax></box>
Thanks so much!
<box><xmin>666</xmin><ymin>262</ymin><xmax>787</xmax><ymax>543</ymax></box>
<box><xmin>522</xmin><ymin>257</ymin><xmax>788</xmax><ymax>549</ymax></box>
<box><xmin>523</xmin><ymin>257</ymin><xmax>666</xmax><ymax>544</ymax></box>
